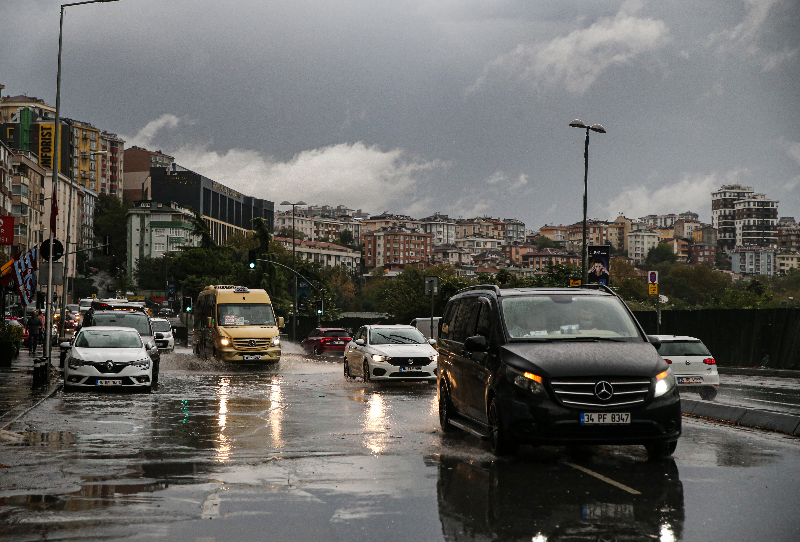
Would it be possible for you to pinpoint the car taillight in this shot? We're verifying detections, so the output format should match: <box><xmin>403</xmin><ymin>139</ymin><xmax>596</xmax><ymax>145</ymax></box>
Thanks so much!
<box><xmin>321</xmin><ymin>338</ymin><xmax>332</xmax><ymax>343</ymax></box>
<box><xmin>664</xmin><ymin>359</ymin><xmax>672</xmax><ymax>364</ymax></box>
<box><xmin>703</xmin><ymin>358</ymin><xmax>716</xmax><ymax>365</ymax></box>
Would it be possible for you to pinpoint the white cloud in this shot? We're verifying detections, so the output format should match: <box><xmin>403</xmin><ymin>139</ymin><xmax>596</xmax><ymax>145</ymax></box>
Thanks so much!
<box><xmin>707</xmin><ymin>0</ymin><xmax>797</xmax><ymax>70</ymax></box>
<box><xmin>601</xmin><ymin>173</ymin><xmax>724</xmax><ymax>221</ymax></box>
<box><xmin>171</xmin><ymin>141</ymin><xmax>448</xmax><ymax>217</ymax></box>
<box><xmin>780</xmin><ymin>139</ymin><xmax>800</xmax><ymax>166</ymax></box>
<box><xmin>123</xmin><ymin>114</ymin><xmax>182</xmax><ymax>149</ymax></box>
<box><xmin>468</xmin><ymin>11</ymin><xmax>670</xmax><ymax>95</ymax></box>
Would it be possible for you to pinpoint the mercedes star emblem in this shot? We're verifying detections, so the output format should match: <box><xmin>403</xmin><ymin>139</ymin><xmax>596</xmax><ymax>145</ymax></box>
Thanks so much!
<box><xmin>594</xmin><ymin>381</ymin><xmax>614</xmax><ymax>401</ymax></box>
<box><xmin>249</xmin><ymin>339</ymin><xmax>256</xmax><ymax>347</ymax></box>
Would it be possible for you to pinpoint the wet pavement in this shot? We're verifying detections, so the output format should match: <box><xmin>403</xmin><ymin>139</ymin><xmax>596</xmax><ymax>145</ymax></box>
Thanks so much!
<box><xmin>0</xmin><ymin>346</ymin><xmax>799</xmax><ymax>541</ymax></box>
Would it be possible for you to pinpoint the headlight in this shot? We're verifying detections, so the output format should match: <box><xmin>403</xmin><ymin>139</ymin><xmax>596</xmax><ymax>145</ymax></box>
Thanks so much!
<box><xmin>372</xmin><ymin>354</ymin><xmax>390</xmax><ymax>362</ymax></box>
<box><xmin>219</xmin><ymin>337</ymin><xmax>231</xmax><ymax>346</ymax></box>
<box><xmin>67</xmin><ymin>357</ymin><xmax>87</xmax><ymax>370</ymax></box>
<box><xmin>507</xmin><ymin>366</ymin><xmax>546</xmax><ymax>395</ymax></box>
<box><xmin>131</xmin><ymin>358</ymin><xmax>151</xmax><ymax>369</ymax></box>
<box><xmin>429</xmin><ymin>354</ymin><xmax>438</xmax><ymax>362</ymax></box>
<box><xmin>654</xmin><ymin>368</ymin><xmax>676</xmax><ymax>397</ymax></box>
<box><xmin>270</xmin><ymin>336</ymin><xmax>280</xmax><ymax>347</ymax></box>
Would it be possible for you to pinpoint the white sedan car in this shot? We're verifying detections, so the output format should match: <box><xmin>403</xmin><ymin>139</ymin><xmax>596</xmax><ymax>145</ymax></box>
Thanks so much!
<box><xmin>63</xmin><ymin>327</ymin><xmax>153</xmax><ymax>392</ymax></box>
<box><xmin>652</xmin><ymin>334</ymin><xmax>720</xmax><ymax>400</ymax></box>
<box><xmin>344</xmin><ymin>324</ymin><xmax>438</xmax><ymax>382</ymax></box>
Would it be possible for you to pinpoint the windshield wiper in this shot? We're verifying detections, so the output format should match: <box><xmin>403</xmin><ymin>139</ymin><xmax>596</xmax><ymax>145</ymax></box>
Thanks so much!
<box><xmin>555</xmin><ymin>336</ymin><xmax>628</xmax><ymax>342</ymax></box>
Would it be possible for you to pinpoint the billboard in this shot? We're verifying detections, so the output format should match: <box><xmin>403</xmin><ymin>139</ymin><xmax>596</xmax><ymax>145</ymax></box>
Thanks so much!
<box><xmin>587</xmin><ymin>245</ymin><xmax>610</xmax><ymax>285</ymax></box>
<box><xmin>0</xmin><ymin>216</ymin><xmax>15</xmax><ymax>245</ymax></box>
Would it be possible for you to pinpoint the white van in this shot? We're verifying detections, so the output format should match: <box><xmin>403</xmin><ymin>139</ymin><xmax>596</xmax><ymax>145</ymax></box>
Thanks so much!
<box><xmin>410</xmin><ymin>317</ymin><xmax>441</xmax><ymax>340</ymax></box>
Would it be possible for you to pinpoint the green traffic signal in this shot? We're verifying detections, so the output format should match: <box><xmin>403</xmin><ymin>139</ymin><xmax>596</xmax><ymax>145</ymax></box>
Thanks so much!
<box><xmin>248</xmin><ymin>249</ymin><xmax>257</xmax><ymax>269</ymax></box>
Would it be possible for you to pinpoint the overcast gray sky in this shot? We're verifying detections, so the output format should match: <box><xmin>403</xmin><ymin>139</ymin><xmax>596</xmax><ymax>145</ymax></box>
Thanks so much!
<box><xmin>2</xmin><ymin>0</ymin><xmax>799</xmax><ymax>228</ymax></box>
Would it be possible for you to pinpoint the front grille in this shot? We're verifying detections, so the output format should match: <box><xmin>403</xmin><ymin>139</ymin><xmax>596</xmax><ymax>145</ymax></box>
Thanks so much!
<box><xmin>389</xmin><ymin>371</ymin><xmax>431</xmax><ymax>378</ymax></box>
<box><xmin>233</xmin><ymin>338</ymin><xmax>270</xmax><ymax>350</ymax></box>
<box><xmin>386</xmin><ymin>356</ymin><xmax>432</xmax><ymax>367</ymax></box>
<box><xmin>92</xmin><ymin>361</ymin><xmax>126</xmax><ymax>374</ymax></box>
<box><xmin>550</xmin><ymin>377</ymin><xmax>651</xmax><ymax>408</ymax></box>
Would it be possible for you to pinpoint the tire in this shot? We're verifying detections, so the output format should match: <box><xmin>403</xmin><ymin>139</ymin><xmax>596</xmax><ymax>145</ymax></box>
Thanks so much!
<box><xmin>344</xmin><ymin>358</ymin><xmax>351</xmax><ymax>379</ymax></box>
<box><xmin>488</xmin><ymin>397</ymin><xmax>517</xmax><ymax>456</ymax></box>
<box><xmin>313</xmin><ymin>345</ymin><xmax>319</xmax><ymax>356</ymax></box>
<box><xmin>438</xmin><ymin>380</ymin><xmax>455</xmax><ymax>433</ymax></box>
<box><xmin>362</xmin><ymin>360</ymin><xmax>371</xmax><ymax>383</ymax></box>
<box><xmin>699</xmin><ymin>386</ymin><xmax>717</xmax><ymax>401</ymax></box>
<box><xmin>152</xmin><ymin>360</ymin><xmax>159</xmax><ymax>386</ymax></box>
<box><xmin>646</xmin><ymin>440</ymin><xmax>678</xmax><ymax>459</ymax></box>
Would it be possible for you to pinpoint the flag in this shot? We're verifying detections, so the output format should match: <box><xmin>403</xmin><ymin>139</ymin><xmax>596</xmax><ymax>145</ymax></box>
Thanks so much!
<box><xmin>13</xmin><ymin>245</ymin><xmax>39</xmax><ymax>306</ymax></box>
<box><xmin>50</xmin><ymin>189</ymin><xmax>58</xmax><ymax>236</ymax></box>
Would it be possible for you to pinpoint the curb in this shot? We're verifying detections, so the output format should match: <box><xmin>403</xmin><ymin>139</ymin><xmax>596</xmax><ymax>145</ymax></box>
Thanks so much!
<box><xmin>682</xmin><ymin>398</ymin><xmax>800</xmax><ymax>436</ymax></box>
<box><xmin>718</xmin><ymin>367</ymin><xmax>800</xmax><ymax>378</ymax></box>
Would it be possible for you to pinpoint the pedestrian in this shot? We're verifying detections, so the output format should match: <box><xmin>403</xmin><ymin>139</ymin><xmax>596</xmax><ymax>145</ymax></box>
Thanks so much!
<box><xmin>26</xmin><ymin>310</ymin><xmax>43</xmax><ymax>355</ymax></box>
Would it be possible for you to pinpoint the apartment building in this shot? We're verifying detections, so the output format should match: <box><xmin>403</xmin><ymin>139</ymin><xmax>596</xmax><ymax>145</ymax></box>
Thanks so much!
<box><xmin>688</xmin><ymin>243</ymin><xmax>716</xmax><ymax>265</ymax></box>
<box><xmin>363</xmin><ymin>228</ymin><xmax>434</xmax><ymax>268</ymax></box>
<box><xmin>274</xmin><ymin>212</ymin><xmax>361</xmax><ymax>243</ymax></box>
<box><xmin>693</xmin><ymin>225</ymin><xmax>718</xmax><ymax>247</ymax></box>
<box><xmin>419</xmin><ymin>213</ymin><xmax>457</xmax><ymax>245</ymax></box>
<box><xmin>504</xmin><ymin>218</ymin><xmax>526</xmax><ymax>244</ymax></box>
<box><xmin>776</xmin><ymin>253</ymin><xmax>799</xmax><ymax>275</ymax></box>
<box><xmin>521</xmin><ymin>248</ymin><xmax>579</xmax><ymax>270</ymax></box>
<box><xmin>731</xmin><ymin>246</ymin><xmax>777</xmax><ymax>276</ymax></box>
<box><xmin>539</xmin><ymin>224</ymin><xmax>569</xmax><ymax>243</ymax></box>
<box><xmin>455</xmin><ymin>217</ymin><xmax>506</xmax><ymax>240</ymax></box>
<box><xmin>122</xmin><ymin>146</ymin><xmax>174</xmax><ymax>201</ymax></box>
<box><xmin>503</xmin><ymin>243</ymin><xmax>539</xmax><ymax>266</ymax></box>
<box><xmin>711</xmin><ymin>184</ymin><xmax>755</xmax><ymax>253</ymax></box>
<box><xmin>734</xmin><ymin>193</ymin><xmax>779</xmax><ymax>248</ymax></box>
<box><xmin>274</xmin><ymin>236</ymin><xmax>361</xmax><ymax>271</ymax></box>
<box><xmin>454</xmin><ymin>236</ymin><xmax>503</xmax><ymax>255</ymax></box>
<box><xmin>10</xmin><ymin>149</ymin><xmax>46</xmax><ymax>255</ymax></box>
<box><xmin>627</xmin><ymin>230</ymin><xmax>661</xmax><ymax>263</ymax></box>
<box><xmin>432</xmin><ymin>244</ymin><xmax>473</xmax><ymax>266</ymax></box>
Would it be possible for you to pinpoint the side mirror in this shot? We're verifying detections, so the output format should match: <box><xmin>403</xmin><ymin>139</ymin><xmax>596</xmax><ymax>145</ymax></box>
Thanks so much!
<box><xmin>59</xmin><ymin>341</ymin><xmax>71</xmax><ymax>349</ymax></box>
<box><xmin>277</xmin><ymin>316</ymin><xmax>285</xmax><ymax>328</ymax></box>
<box><xmin>647</xmin><ymin>335</ymin><xmax>662</xmax><ymax>349</ymax></box>
<box><xmin>428</xmin><ymin>338</ymin><xmax>437</xmax><ymax>346</ymax></box>
<box><xmin>154</xmin><ymin>332</ymin><xmax>164</xmax><ymax>339</ymax></box>
<box><xmin>355</xmin><ymin>338</ymin><xmax>365</xmax><ymax>346</ymax></box>
<box><xmin>464</xmin><ymin>335</ymin><xmax>488</xmax><ymax>352</ymax></box>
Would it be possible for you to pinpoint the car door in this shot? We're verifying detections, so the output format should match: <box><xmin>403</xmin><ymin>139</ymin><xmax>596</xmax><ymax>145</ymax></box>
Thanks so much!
<box><xmin>446</xmin><ymin>298</ymin><xmax>479</xmax><ymax>417</ymax></box>
<box><xmin>346</xmin><ymin>327</ymin><xmax>367</xmax><ymax>373</ymax></box>
<box><xmin>461</xmin><ymin>298</ymin><xmax>495</xmax><ymax>424</ymax></box>
<box><xmin>303</xmin><ymin>329</ymin><xmax>318</xmax><ymax>353</ymax></box>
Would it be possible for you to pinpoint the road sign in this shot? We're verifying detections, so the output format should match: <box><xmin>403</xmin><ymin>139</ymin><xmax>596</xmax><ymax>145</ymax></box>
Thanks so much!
<box><xmin>649</xmin><ymin>284</ymin><xmax>658</xmax><ymax>295</ymax></box>
<box><xmin>424</xmin><ymin>276</ymin><xmax>439</xmax><ymax>296</ymax></box>
<box><xmin>648</xmin><ymin>271</ymin><xmax>658</xmax><ymax>284</ymax></box>
<box><xmin>40</xmin><ymin>239</ymin><xmax>64</xmax><ymax>261</ymax></box>
<box><xmin>569</xmin><ymin>279</ymin><xmax>582</xmax><ymax>287</ymax></box>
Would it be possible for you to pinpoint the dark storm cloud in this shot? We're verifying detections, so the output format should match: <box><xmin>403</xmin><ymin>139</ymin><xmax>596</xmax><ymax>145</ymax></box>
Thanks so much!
<box><xmin>1</xmin><ymin>0</ymin><xmax>798</xmax><ymax>226</ymax></box>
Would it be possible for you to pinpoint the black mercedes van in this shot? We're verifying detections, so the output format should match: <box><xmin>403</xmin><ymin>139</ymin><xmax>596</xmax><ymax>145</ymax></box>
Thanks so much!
<box><xmin>436</xmin><ymin>285</ymin><xmax>681</xmax><ymax>457</ymax></box>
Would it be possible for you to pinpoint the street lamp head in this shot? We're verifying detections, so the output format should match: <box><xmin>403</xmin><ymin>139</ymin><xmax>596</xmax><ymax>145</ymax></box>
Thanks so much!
<box><xmin>280</xmin><ymin>200</ymin><xmax>307</xmax><ymax>207</ymax></box>
<box><xmin>589</xmin><ymin>124</ymin><xmax>606</xmax><ymax>134</ymax></box>
<box><xmin>569</xmin><ymin>119</ymin><xmax>587</xmax><ymax>129</ymax></box>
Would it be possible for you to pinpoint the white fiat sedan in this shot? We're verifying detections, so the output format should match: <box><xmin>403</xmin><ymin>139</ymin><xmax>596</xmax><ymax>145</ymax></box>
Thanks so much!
<box><xmin>63</xmin><ymin>327</ymin><xmax>153</xmax><ymax>392</ymax></box>
<box><xmin>344</xmin><ymin>324</ymin><xmax>438</xmax><ymax>382</ymax></box>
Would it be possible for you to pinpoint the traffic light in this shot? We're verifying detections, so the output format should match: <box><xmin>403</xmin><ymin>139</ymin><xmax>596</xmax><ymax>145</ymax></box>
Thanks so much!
<box><xmin>183</xmin><ymin>296</ymin><xmax>193</xmax><ymax>312</ymax></box>
<box><xmin>312</xmin><ymin>300</ymin><xmax>323</xmax><ymax>315</ymax></box>
<box><xmin>248</xmin><ymin>249</ymin><xmax>257</xmax><ymax>269</ymax></box>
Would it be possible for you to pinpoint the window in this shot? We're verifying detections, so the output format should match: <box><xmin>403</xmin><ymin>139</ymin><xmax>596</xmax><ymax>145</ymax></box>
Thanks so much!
<box><xmin>154</xmin><ymin>243</ymin><xmax>165</xmax><ymax>251</ymax></box>
<box><xmin>152</xmin><ymin>228</ymin><xmax>165</xmax><ymax>236</ymax></box>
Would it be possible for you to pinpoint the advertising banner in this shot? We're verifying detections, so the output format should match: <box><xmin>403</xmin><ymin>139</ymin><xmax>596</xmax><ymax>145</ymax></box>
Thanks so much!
<box><xmin>587</xmin><ymin>245</ymin><xmax>610</xmax><ymax>285</ymax></box>
<box><xmin>0</xmin><ymin>216</ymin><xmax>15</xmax><ymax>245</ymax></box>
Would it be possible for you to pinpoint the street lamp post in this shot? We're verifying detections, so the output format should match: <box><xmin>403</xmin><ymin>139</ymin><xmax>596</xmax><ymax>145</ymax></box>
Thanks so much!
<box><xmin>46</xmin><ymin>0</ymin><xmax>119</xmax><ymax>368</ymax></box>
<box><xmin>569</xmin><ymin>119</ymin><xmax>606</xmax><ymax>285</ymax></box>
<box><xmin>280</xmin><ymin>200</ymin><xmax>306</xmax><ymax>342</ymax></box>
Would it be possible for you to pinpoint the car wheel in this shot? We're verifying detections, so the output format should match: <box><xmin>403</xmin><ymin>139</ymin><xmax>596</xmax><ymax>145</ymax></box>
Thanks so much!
<box><xmin>488</xmin><ymin>397</ymin><xmax>517</xmax><ymax>456</ymax></box>
<box><xmin>646</xmin><ymin>440</ymin><xmax>678</xmax><ymax>459</ymax></box>
<box><xmin>313</xmin><ymin>344</ymin><xmax>319</xmax><ymax>356</ymax></box>
<box><xmin>362</xmin><ymin>360</ymin><xmax>371</xmax><ymax>383</ymax></box>
<box><xmin>438</xmin><ymin>380</ymin><xmax>455</xmax><ymax>433</ymax></box>
<box><xmin>343</xmin><ymin>358</ymin><xmax>351</xmax><ymax>379</ymax></box>
<box><xmin>699</xmin><ymin>386</ymin><xmax>717</xmax><ymax>401</ymax></box>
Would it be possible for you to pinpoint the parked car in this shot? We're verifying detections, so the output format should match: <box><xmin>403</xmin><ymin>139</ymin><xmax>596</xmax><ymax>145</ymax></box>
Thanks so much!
<box><xmin>652</xmin><ymin>335</ymin><xmax>719</xmax><ymax>400</ymax></box>
<box><xmin>436</xmin><ymin>285</ymin><xmax>681</xmax><ymax>457</ymax></box>
<box><xmin>344</xmin><ymin>324</ymin><xmax>438</xmax><ymax>382</ymax></box>
<box><xmin>410</xmin><ymin>317</ymin><xmax>441</xmax><ymax>340</ymax></box>
<box><xmin>150</xmin><ymin>318</ymin><xmax>175</xmax><ymax>352</ymax></box>
<box><xmin>62</xmin><ymin>327</ymin><xmax>153</xmax><ymax>392</ymax></box>
<box><xmin>302</xmin><ymin>327</ymin><xmax>351</xmax><ymax>356</ymax></box>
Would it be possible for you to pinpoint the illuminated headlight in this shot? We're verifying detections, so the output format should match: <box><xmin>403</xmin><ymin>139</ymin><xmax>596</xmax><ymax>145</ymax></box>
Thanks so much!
<box><xmin>372</xmin><ymin>354</ymin><xmax>390</xmax><ymax>362</ymax></box>
<box><xmin>219</xmin><ymin>337</ymin><xmax>231</xmax><ymax>346</ymax></box>
<box><xmin>508</xmin><ymin>366</ymin><xmax>545</xmax><ymax>395</ymax></box>
<box><xmin>131</xmin><ymin>358</ymin><xmax>151</xmax><ymax>369</ymax></box>
<box><xmin>270</xmin><ymin>336</ymin><xmax>280</xmax><ymax>347</ymax></box>
<box><xmin>429</xmin><ymin>354</ymin><xmax>438</xmax><ymax>363</ymax></box>
<box><xmin>654</xmin><ymin>369</ymin><xmax>676</xmax><ymax>397</ymax></box>
<box><xmin>67</xmin><ymin>357</ymin><xmax>87</xmax><ymax>370</ymax></box>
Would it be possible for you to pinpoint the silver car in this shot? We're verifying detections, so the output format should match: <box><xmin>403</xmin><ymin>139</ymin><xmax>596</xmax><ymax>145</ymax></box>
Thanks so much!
<box><xmin>344</xmin><ymin>324</ymin><xmax>438</xmax><ymax>382</ymax></box>
<box><xmin>653</xmin><ymin>335</ymin><xmax>719</xmax><ymax>400</ymax></box>
<box><xmin>63</xmin><ymin>327</ymin><xmax>153</xmax><ymax>392</ymax></box>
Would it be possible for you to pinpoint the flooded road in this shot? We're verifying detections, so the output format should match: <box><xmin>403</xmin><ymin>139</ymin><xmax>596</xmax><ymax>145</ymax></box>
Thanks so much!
<box><xmin>1</xmin><ymin>351</ymin><xmax>799</xmax><ymax>541</ymax></box>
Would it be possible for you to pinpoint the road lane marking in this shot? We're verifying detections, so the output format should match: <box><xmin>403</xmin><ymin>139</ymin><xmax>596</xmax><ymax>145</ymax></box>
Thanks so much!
<box><xmin>563</xmin><ymin>462</ymin><xmax>642</xmax><ymax>494</ymax></box>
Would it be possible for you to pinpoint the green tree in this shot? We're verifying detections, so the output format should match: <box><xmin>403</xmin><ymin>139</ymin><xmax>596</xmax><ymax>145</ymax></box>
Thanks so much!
<box><xmin>276</xmin><ymin>227</ymin><xmax>305</xmax><ymax>240</ymax></box>
<box><xmin>93</xmin><ymin>194</ymin><xmax>131</xmax><ymax>271</ymax></box>
<box><xmin>188</xmin><ymin>209</ymin><xmax>216</xmax><ymax>250</ymax></box>
<box><xmin>645</xmin><ymin>243</ymin><xmax>677</xmax><ymax>266</ymax></box>
<box><xmin>534</xmin><ymin>236</ymin><xmax>559</xmax><ymax>250</ymax></box>
<box><xmin>338</xmin><ymin>229</ymin><xmax>355</xmax><ymax>247</ymax></box>
<box><xmin>378</xmin><ymin>264</ymin><xmax>464</xmax><ymax>323</ymax></box>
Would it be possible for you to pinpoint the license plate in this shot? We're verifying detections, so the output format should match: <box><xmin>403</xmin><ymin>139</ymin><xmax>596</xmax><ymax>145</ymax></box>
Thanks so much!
<box><xmin>580</xmin><ymin>412</ymin><xmax>630</xmax><ymax>424</ymax></box>
<box><xmin>97</xmin><ymin>380</ymin><xmax>122</xmax><ymax>386</ymax></box>
<box><xmin>399</xmin><ymin>366</ymin><xmax>422</xmax><ymax>371</ymax></box>
<box><xmin>243</xmin><ymin>355</ymin><xmax>262</xmax><ymax>361</ymax></box>
<box><xmin>677</xmin><ymin>377</ymin><xmax>703</xmax><ymax>384</ymax></box>
<box><xmin>334</xmin><ymin>341</ymin><xmax>344</xmax><ymax>345</ymax></box>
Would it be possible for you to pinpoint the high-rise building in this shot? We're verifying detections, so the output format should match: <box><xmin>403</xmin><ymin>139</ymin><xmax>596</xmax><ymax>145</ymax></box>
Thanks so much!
<box><xmin>734</xmin><ymin>193</ymin><xmax>779</xmax><ymax>248</ymax></box>
<box><xmin>711</xmin><ymin>184</ymin><xmax>755</xmax><ymax>252</ymax></box>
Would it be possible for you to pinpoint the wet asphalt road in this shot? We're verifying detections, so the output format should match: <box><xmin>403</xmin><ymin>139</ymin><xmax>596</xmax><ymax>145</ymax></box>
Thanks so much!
<box><xmin>1</xmin><ymin>348</ymin><xmax>799</xmax><ymax>541</ymax></box>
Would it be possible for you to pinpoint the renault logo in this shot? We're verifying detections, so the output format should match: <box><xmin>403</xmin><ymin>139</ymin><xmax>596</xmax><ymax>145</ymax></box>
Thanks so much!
<box><xmin>594</xmin><ymin>381</ymin><xmax>614</xmax><ymax>401</ymax></box>
<box><xmin>686</xmin><ymin>360</ymin><xmax>691</xmax><ymax>365</ymax></box>
<box><xmin>105</xmin><ymin>361</ymin><xmax>114</xmax><ymax>372</ymax></box>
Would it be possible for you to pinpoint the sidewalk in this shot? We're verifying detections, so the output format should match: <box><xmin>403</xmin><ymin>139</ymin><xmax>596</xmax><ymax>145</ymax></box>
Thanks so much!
<box><xmin>0</xmin><ymin>347</ymin><xmax>61</xmax><ymax>431</ymax></box>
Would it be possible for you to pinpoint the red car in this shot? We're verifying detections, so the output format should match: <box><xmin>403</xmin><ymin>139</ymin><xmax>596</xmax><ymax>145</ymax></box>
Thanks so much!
<box><xmin>301</xmin><ymin>328</ymin><xmax>352</xmax><ymax>356</ymax></box>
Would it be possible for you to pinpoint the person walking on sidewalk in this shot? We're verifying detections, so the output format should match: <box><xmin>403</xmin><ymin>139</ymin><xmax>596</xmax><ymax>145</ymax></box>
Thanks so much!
<box><xmin>26</xmin><ymin>310</ymin><xmax>43</xmax><ymax>355</ymax></box>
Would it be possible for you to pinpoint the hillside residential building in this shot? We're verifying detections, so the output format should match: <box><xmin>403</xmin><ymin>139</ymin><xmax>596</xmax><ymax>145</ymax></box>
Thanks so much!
<box><xmin>504</xmin><ymin>218</ymin><xmax>526</xmax><ymax>244</ymax></box>
<box><xmin>455</xmin><ymin>217</ymin><xmax>506</xmax><ymax>240</ymax></box>
<box><xmin>734</xmin><ymin>193</ymin><xmax>778</xmax><ymax>248</ymax></box>
<box><xmin>731</xmin><ymin>246</ymin><xmax>777</xmax><ymax>277</ymax></box>
<box><xmin>638</xmin><ymin>212</ymin><xmax>698</xmax><ymax>229</ymax></box>
<box><xmin>711</xmin><ymin>184</ymin><xmax>755</xmax><ymax>253</ymax></box>
<box><xmin>778</xmin><ymin>224</ymin><xmax>800</xmax><ymax>252</ymax></box>
<box><xmin>667</xmin><ymin>237</ymin><xmax>689</xmax><ymax>262</ymax></box>
<box><xmin>673</xmin><ymin>219</ymin><xmax>704</xmax><ymax>240</ymax></box>
<box><xmin>688</xmin><ymin>243</ymin><xmax>716</xmax><ymax>265</ymax></box>
<box><xmin>274</xmin><ymin>212</ymin><xmax>361</xmax><ymax>243</ymax></box>
<box><xmin>126</xmin><ymin>200</ymin><xmax>200</xmax><ymax>275</ymax></box>
<box><xmin>539</xmin><ymin>224</ymin><xmax>569</xmax><ymax>243</ymax></box>
<box><xmin>455</xmin><ymin>236</ymin><xmax>503</xmax><ymax>255</ymax></box>
<box><xmin>693</xmin><ymin>225</ymin><xmax>718</xmax><ymax>247</ymax></box>
<box><xmin>777</xmin><ymin>253</ymin><xmax>800</xmax><ymax>275</ymax></box>
<box><xmin>363</xmin><ymin>228</ymin><xmax>434</xmax><ymax>268</ymax></box>
<box><xmin>503</xmin><ymin>243</ymin><xmax>539</xmax><ymax>266</ymax></box>
<box><xmin>432</xmin><ymin>244</ymin><xmax>473</xmax><ymax>266</ymax></box>
<box><xmin>274</xmin><ymin>237</ymin><xmax>361</xmax><ymax>271</ymax></box>
<box><xmin>521</xmin><ymin>248</ymin><xmax>579</xmax><ymax>270</ymax></box>
<box><xmin>419</xmin><ymin>213</ymin><xmax>457</xmax><ymax>245</ymax></box>
<box><xmin>627</xmin><ymin>230</ymin><xmax>661</xmax><ymax>263</ymax></box>
<box><xmin>122</xmin><ymin>146</ymin><xmax>172</xmax><ymax>201</ymax></box>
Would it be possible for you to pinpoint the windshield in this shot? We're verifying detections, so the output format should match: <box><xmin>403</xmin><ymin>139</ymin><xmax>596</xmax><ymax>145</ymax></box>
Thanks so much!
<box><xmin>90</xmin><ymin>313</ymin><xmax>152</xmax><ymax>335</ymax></box>
<box><xmin>75</xmin><ymin>330</ymin><xmax>143</xmax><ymax>349</ymax></box>
<box><xmin>151</xmin><ymin>320</ymin><xmax>172</xmax><ymax>332</ymax></box>
<box><xmin>657</xmin><ymin>341</ymin><xmax>711</xmax><ymax>356</ymax></box>
<box><xmin>217</xmin><ymin>304</ymin><xmax>276</xmax><ymax>326</ymax></box>
<box><xmin>501</xmin><ymin>295</ymin><xmax>641</xmax><ymax>341</ymax></box>
<box><xmin>370</xmin><ymin>328</ymin><xmax>427</xmax><ymax>345</ymax></box>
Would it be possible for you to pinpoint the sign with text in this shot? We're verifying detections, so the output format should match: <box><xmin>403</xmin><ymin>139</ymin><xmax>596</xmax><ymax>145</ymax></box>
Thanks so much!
<box><xmin>0</xmin><ymin>216</ymin><xmax>15</xmax><ymax>245</ymax></box>
<box><xmin>649</xmin><ymin>284</ymin><xmax>658</xmax><ymax>295</ymax></box>
<box><xmin>587</xmin><ymin>245</ymin><xmax>610</xmax><ymax>285</ymax></box>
